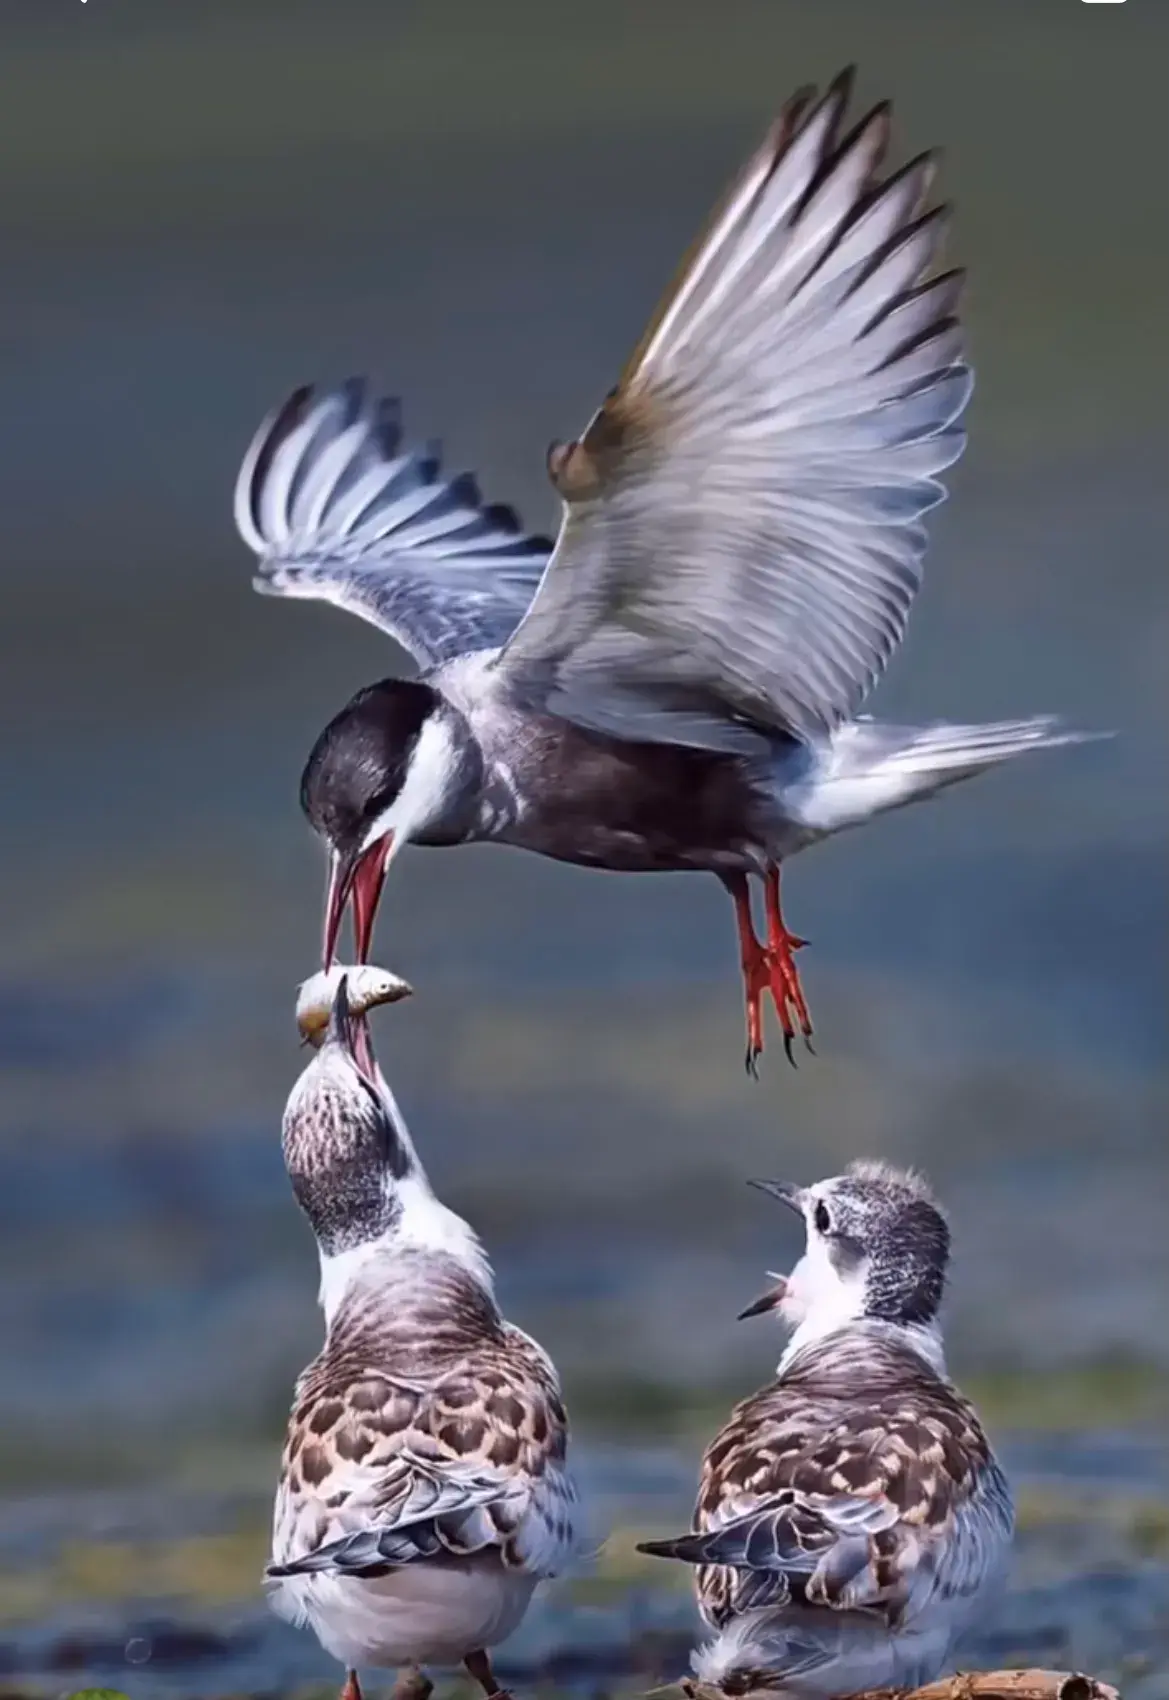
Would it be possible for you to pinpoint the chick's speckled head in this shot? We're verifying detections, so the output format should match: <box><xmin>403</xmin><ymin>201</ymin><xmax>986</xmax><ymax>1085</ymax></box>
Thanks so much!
<box><xmin>746</xmin><ymin>1160</ymin><xmax>950</xmax><ymax>1337</ymax></box>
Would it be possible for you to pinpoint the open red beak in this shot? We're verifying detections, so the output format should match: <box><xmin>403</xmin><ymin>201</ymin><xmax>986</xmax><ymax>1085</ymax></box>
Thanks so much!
<box><xmin>322</xmin><ymin>835</ymin><xmax>394</xmax><ymax>967</ymax></box>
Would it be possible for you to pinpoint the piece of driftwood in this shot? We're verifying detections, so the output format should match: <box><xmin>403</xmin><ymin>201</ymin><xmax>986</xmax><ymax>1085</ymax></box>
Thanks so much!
<box><xmin>655</xmin><ymin>1672</ymin><xmax>1121</xmax><ymax>1700</ymax></box>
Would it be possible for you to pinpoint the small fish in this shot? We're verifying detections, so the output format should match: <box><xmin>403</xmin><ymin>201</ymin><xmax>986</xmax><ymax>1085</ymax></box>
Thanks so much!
<box><xmin>296</xmin><ymin>963</ymin><xmax>412</xmax><ymax>1046</ymax></box>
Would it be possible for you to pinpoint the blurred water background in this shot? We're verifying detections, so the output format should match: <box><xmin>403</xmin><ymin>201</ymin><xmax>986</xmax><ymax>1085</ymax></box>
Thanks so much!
<box><xmin>0</xmin><ymin>2</ymin><xmax>1165</xmax><ymax>1695</ymax></box>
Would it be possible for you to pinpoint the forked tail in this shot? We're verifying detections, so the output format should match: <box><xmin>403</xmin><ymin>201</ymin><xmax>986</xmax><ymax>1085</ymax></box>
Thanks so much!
<box><xmin>788</xmin><ymin>716</ymin><xmax>1101</xmax><ymax>835</ymax></box>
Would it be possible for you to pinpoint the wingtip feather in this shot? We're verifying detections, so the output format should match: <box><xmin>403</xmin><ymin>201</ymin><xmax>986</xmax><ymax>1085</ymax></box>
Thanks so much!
<box><xmin>636</xmin><ymin>1534</ymin><xmax>695</xmax><ymax>1562</ymax></box>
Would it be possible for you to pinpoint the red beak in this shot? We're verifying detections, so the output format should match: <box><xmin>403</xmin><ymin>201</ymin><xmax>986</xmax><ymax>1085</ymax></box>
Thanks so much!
<box><xmin>322</xmin><ymin>835</ymin><xmax>394</xmax><ymax>967</ymax></box>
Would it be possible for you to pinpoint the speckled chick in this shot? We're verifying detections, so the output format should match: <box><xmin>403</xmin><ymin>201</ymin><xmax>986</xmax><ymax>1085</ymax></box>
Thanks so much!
<box><xmin>639</xmin><ymin>1161</ymin><xmax>1012</xmax><ymax>1696</ymax></box>
<box><xmin>270</xmin><ymin>975</ymin><xmax>579</xmax><ymax>1700</ymax></box>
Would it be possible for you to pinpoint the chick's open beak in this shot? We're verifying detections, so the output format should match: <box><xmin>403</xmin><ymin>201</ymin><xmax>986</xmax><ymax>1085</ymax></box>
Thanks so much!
<box><xmin>747</xmin><ymin>1178</ymin><xmax>805</xmax><ymax>1215</ymax></box>
<box><xmin>322</xmin><ymin>835</ymin><xmax>394</xmax><ymax>967</ymax></box>
<box><xmin>737</xmin><ymin>1275</ymin><xmax>788</xmax><ymax>1322</ymax></box>
<box><xmin>326</xmin><ymin>975</ymin><xmax>379</xmax><ymax>1084</ymax></box>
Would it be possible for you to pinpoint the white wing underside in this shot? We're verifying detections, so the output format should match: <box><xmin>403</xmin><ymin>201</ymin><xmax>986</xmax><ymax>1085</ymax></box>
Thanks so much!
<box><xmin>498</xmin><ymin>71</ymin><xmax>972</xmax><ymax>750</ymax></box>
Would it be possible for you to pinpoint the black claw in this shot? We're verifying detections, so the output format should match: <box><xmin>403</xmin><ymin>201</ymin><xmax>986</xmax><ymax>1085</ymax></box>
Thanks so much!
<box><xmin>745</xmin><ymin>1047</ymin><xmax>761</xmax><ymax>1079</ymax></box>
<box><xmin>783</xmin><ymin>1032</ymin><xmax>798</xmax><ymax>1068</ymax></box>
<box><xmin>804</xmin><ymin>1034</ymin><xmax>817</xmax><ymax>1056</ymax></box>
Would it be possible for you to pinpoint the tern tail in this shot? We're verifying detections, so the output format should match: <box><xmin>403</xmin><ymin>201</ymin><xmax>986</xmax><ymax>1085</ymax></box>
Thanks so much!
<box><xmin>788</xmin><ymin>716</ymin><xmax>1104</xmax><ymax>835</ymax></box>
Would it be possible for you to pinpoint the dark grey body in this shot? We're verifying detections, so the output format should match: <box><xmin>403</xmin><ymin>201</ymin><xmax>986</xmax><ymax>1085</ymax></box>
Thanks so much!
<box><xmin>430</xmin><ymin>651</ymin><xmax>810</xmax><ymax>876</ymax></box>
<box><xmin>301</xmin><ymin>654</ymin><xmax>1072</xmax><ymax>909</ymax></box>
<box><xmin>485</xmin><ymin>714</ymin><xmax>794</xmax><ymax>874</ymax></box>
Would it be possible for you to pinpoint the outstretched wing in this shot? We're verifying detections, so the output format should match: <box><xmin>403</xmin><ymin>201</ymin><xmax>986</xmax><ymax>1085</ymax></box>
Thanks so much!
<box><xmin>234</xmin><ymin>380</ymin><xmax>553</xmax><ymax>669</ymax></box>
<box><xmin>497</xmin><ymin>70</ymin><xmax>969</xmax><ymax>750</ymax></box>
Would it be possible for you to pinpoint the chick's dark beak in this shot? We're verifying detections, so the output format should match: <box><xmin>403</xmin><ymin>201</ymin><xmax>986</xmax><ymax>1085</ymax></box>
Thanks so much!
<box><xmin>747</xmin><ymin>1178</ymin><xmax>804</xmax><ymax>1214</ymax></box>
<box><xmin>737</xmin><ymin>1276</ymin><xmax>788</xmax><ymax>1322</ymax></box>
<box><xmin>325</xmin><ymin>974</ymin><xmax>355</xmax><ymax>1051</ymax></box>
<box><xmin>326</xmin><ymin>974</ymin><xmax>378</xmax><ymax>1084</ymax></box>
<box><xmin>322</xmin><ymin>835</ymin><xmax>394</xmax><ymax>968</ymax></box>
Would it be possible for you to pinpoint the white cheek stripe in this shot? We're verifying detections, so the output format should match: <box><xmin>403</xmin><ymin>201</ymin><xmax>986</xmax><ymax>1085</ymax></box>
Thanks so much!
<box><xmin>361</xmin><ymin>714</ymin><xmax>457</xmax><ymax>853</ymax></box>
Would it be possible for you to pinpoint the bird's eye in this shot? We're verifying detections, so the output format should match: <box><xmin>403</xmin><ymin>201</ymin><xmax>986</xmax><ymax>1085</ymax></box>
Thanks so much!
<box><xmin>813</xmin><ymin>1201</ymin><xmax>832</xmax><ymax>1235</ymax></box>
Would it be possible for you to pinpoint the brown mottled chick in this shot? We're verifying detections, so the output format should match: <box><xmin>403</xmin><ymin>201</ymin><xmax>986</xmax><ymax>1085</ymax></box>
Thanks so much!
<box><xmin>638</xmin><ymin>1161</ymin><xmax>1012</xmax><ymax>1695</ymax></box>
<box><xmin>268</xmin><ymin>973</ymin><xmax>579</xmax><ymax>1700</ymax></box>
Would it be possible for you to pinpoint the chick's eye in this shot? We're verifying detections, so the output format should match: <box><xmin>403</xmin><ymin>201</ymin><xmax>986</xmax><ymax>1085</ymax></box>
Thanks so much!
<box><xmin>813</xmin><ymin>1201</ymin><xmax>832</xmax><ymax>1235</ymax></box>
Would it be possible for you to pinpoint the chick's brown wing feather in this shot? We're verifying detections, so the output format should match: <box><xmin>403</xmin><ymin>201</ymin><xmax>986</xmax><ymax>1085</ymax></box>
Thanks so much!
<box><xmin>683</xmin><ymin>1366</ymin><xmax>993</xmax><ymax>1627</ymax></box>
<box><xmin>273</xmin><ymin>1309</ymin><xmax>574</xmax><ymax>1578</ymax></box>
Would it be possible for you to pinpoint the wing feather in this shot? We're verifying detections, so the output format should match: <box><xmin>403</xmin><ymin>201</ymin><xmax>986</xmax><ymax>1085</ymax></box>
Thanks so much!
<box><xmin>638</xmin><ymin>1338</ymin><xmax>1013</xmax><ymax>1630</ymax></box>
<box><xmin>268</xmin><ymin>1456</ymin><xmax>527</xmax><ymax>1575</ymax></box>
<box><xmin>234</xmin><ymin>380</ymin><xmax>553</xmax><ymax>668</ymax></box>
<box><xmin>271</xmin><ymin>1324</ymin><xmax>578</xmax><ymax>1585</ymax></box>
<box><xmin>499</xmin><ymin>71</ymin><xmax>969</xmax><ymax>746</ymax></box>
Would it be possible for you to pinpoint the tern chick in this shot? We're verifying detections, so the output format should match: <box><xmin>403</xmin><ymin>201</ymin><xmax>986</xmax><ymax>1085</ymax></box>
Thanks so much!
<box><xmin>269</xmin><ymin>976</ymin><xmax>579</xmax><ymax>1700</ymax></box>
<box><xmin>638</xmin><ymin>1161</ymin><xmax>1013</xmax><ymax>1695</ymax></box>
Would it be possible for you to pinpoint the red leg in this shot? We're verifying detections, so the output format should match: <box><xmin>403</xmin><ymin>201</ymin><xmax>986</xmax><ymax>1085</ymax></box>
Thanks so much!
<box><xmin>339</xmin><ymin>1672</ymin><xmax>363</xmax><ymax>1700</ymax></box>
<box><xmin>723</xmin><ymin>872</ymin><xmax>769</xmax><ymax>1074</ymax></box>
<box><xmin>763</xmin><ymin>865</ymin><xmax>814</xmax><ymax>1062</ymax></box>
<box><xmin>464</xmin><ymin>1649</ymin><xmax>510</xmax><ymax>1698</ymax></box>
<box><xmin>721</xmin><ymin>870</ymin><xmax>814</xmax><ymax>1073</ymax></box>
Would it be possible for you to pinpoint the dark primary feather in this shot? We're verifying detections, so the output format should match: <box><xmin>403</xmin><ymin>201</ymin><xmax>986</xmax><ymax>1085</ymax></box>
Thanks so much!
<box><xmin>234</xmin><ymin>379</ymin><xmax>553</xmax><ymax>668</ymax></box>
<box><xmin>500</xmin><ymin>70</ymin><xmax>970</xmax><ymax>749</ymax></box>
<box><xmin>267</xmin><ymin>1462</ymin><xmax>521</xmax><ymax>1576</ymax></box>
<box><xmin>638</xmin><ymin>1488</ymin><xmax>896</xmax><ymax>1572</ymax></box>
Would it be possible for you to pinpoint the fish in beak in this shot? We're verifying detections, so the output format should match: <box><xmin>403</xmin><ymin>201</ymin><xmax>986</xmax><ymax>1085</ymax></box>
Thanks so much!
<box><xmin>298</xmin><ymin>964</ymin><xmax>413</xmax><ymax>1083</ymax></box>
<box><xmin>322</xmin><ymin>834</ymin><xmax>395</xmax><ymax>967</ymax></box>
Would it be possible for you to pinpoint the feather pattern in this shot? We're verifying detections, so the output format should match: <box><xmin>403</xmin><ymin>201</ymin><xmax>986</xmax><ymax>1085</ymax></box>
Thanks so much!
<box><xmin>638</xmin><ymin>1324</ymin><xmax>1012</xmax><ymax>1691</ymax></box>
<box><xmin>498</xmin><ymin>69</ymin><xmax>971</xmax><ymax>747</ymax></box>
<box><xmin>271</xmin><ymin>1250</ymin><xmax>577</xmax><ymax>1589</ymax></box>
<box><xmin>234</xmin><ymin>379</ymin><xmax>553</xmax><ymax>668</ymax></box>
